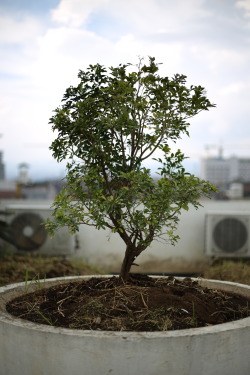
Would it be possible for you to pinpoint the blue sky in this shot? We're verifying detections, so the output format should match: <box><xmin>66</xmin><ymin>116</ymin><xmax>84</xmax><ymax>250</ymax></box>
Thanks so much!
<box><xmin>0</xmin><ymin>0</ymin><xmax>250</xmax><ymax>180</ymax></box>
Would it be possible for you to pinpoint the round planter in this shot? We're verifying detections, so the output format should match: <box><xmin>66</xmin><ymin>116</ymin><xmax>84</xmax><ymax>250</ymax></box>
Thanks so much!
<box><xmin>0</xmin><ymin>276</ymin><xmax>250</xmax><ymax>375</ymax></box>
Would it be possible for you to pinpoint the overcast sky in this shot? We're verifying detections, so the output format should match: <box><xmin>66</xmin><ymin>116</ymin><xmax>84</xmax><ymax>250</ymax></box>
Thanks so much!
<box><xmin>0</xmin><ymin>0</ymin><xmax>250</xmax><ymax>181</ymax></box>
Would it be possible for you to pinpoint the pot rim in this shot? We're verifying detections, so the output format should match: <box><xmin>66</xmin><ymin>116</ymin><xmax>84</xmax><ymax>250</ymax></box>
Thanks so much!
<box><xmin>1</xmin><ymin>275</ymin><xmax>250</xmax><ymax>338</ymax></box>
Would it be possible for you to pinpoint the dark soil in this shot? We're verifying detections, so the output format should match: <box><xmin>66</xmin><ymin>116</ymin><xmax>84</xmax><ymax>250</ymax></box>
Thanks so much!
<box><xmin>6</xmin><ymin>274</ymin><xmax>250</xmax><ymax>331</ymax></box>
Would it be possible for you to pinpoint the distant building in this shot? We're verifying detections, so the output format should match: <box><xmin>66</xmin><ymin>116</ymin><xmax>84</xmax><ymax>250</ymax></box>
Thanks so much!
<box><xmin>229</xmin><ymin>157</ymin><xmax>250</xmax><ymax>182</ymax></box>
<box><xmin>0</xmin><ymin>152</ymin><xmax>5</xmax><ymax>180</ymax></box>
<box><xmin>200</xmin><ymin>157</ymin><xmax>230</xmax><ymax>187</ymax></box>
<box><xmin>0</xmin><ymin>180</ymin><xmax>17</xmax><ymax>199</ymax></box>
<box><xmin>18</xmin><ymin>163</ymin><xmax>31</xmax><ymax>185</ymax></box>
<box><xmin>201</xmin><ymin>156</ymin><xmax>250</xmax><ymax>197</ymax></box>
<box><xmin>21</xmin><ymin>182</ymin><xmax>58</xmax><ymax>200</ymax></box>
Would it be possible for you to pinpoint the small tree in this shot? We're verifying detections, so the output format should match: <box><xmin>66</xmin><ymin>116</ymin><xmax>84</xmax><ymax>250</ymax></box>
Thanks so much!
<box><xmin>46</xmin><ymin>57</ymin><xmax>216</xmax><ymax>281</ymax></box>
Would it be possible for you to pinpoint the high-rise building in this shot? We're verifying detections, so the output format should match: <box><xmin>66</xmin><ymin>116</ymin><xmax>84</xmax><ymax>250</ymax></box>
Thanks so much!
<box><xmin>201</xmin><ymin>156</ymin><xmax>250</xmax><ymax>187</ymax></box>
<box><xmin>229</xmin><ymin>157</ymin><xmax>250</xmax><ymax>182</ymax></box>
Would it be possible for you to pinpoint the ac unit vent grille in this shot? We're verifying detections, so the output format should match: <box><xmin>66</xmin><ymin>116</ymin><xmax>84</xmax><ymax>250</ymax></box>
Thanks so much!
<box><xmin>205</xmin><ymin>212</ymin><xmax>250</xmax><ymax>258</ymax></box>
<box><xmin>4</xmin><ymin>205</ymin><xmax>76</xmax><ymax>256</ymax></box>
<box><xmin>10</xmin><ymin>212</ymin><xmax>47</xmax><ymax>251</ymax></box>
<box><xmin>213</xmin><ymin>218</ymin><xmax>248</xmax><ymax>253</ymax></box>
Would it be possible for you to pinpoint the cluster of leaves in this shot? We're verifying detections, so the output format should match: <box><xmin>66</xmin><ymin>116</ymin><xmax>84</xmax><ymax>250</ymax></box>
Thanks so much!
<box><xmin>46</xmin><ymin>57</ymin><xmax>216</xmax><ymax>280</ymax></box>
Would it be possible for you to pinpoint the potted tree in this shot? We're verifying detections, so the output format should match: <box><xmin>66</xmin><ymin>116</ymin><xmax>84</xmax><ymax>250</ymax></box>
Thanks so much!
<box><xmin>1</xmin><ymin>57</ymin><xmax>250</xmax><ymax>375</ymax></box>
<box><xmin>46</xmin><ymin>56</ymin><xmax>216</xmax><ymax>281</ymax></box>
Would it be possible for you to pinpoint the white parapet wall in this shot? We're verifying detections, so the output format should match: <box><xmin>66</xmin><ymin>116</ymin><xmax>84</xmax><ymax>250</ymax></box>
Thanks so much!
<box><xmin>1</xmin><ymin>199</ymin><xmax>250</xmax><ymax>274</ymax></box>
<box><xmin>74</xmin><ymin>199</ymin><xmax>250</xmax><ymax>274</ymax></box>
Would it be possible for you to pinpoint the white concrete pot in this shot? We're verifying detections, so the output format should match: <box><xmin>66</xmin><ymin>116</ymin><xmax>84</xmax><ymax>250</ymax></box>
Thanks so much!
<box><xmin>0</xmin><ymin>276</ymin><xmax>250</xmax><ymax>375</ymax></box>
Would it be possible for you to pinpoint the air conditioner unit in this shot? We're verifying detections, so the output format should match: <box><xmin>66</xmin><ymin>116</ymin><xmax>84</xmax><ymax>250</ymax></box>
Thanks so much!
<box><xmin>4</xmin><ymin>205</ymin><xmax>76</xmax><ymax>256</ymax></box>
<box><xmin>205</xmin><ymin>211</ymin><xmax>250</xmax><ymax>258</ymax></box>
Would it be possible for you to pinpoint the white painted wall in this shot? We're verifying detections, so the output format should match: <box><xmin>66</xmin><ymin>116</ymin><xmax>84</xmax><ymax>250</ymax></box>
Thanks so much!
<box><xmin>1</xmin><ymin>199</ymin><xmax>250</xmax><ymax>274</ymax></box>
<box><xmin>76</xmin><ymin>199</ymin><xmax>250</xmax><ymax>274</ymax></box>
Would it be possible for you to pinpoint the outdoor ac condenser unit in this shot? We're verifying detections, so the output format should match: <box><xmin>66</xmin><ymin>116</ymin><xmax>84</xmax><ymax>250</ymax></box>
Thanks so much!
<box><xmin>205</xmin><ymin>211</ymin><xmax>250</xmax><ymax>257</ymax></box>
<box><xmin>4</xmin><ymin>205</ymin><xmax>76</xmax><ymax>256</ymax></box>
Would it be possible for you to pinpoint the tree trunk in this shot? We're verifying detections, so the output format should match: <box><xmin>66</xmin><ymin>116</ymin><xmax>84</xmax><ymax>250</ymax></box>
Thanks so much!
<box><xmin>119</xmin><ymin>245</ymin><xmax>137</xmax><ymax>282</ymax></box>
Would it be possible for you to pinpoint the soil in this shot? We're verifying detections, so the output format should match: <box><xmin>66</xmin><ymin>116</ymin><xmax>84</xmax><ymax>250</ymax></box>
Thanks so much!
<box><xmin>6</xmin><ymin>274</ymin><xmax>250</xmax><ymax>331</ymax></box>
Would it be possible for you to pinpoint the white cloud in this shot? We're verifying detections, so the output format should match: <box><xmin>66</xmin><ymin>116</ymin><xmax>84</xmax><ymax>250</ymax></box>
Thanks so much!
<box><xmin>0</xmin><ymin>14</ymin><xmax>44</xmax><ymax>80</ymax></box>
<box><xmin>51</xmin><ymin>0</ymin><xmax>210</xmax><ymax>35</ymax></box>
<box><xmin>219</xmin><ymin>81</ymin><xmax>250</xmax><ymax>95</ymax></box>
<box><xmin>29</xmin><ymin>27</ymin><xmax>117</xmax><ymax>97</ymax></box>
<box><xmin>0</xmin><ymin>0</ymin><xmax>250</xmax><ymax>179</ymax></box>
<box><xmin>111</xmin><ymin>0</ymin><xmax>210</xmax><ymax>34</ymax></box>
<box><xmin>209</xmin><ymin>50</ymin><xmax>247</xmax><ymax>71</ymax></box>
<box><xmin>51</xmin><ymin>0</ymin><xmax>110</xmax><ymax>27</ymax></box>
<box><xmin>236</xmin><ymin>0</ymin><xmax>250</xmax><ymax>18</ymax></box>
<box><xmin>0</xmin><ymin>14</ymin><xmax>42</xmax><ymax>44</ymax></box>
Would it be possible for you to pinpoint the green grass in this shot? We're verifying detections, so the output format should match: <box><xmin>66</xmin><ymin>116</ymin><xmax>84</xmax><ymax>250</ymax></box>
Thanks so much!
<box><xmin>204</xmin><ymin>260</ymin><xmax>250</xmax><ymax>285</ymax></box>
<box><xmin>1</xmin><ymin>255</ymin><xmax>250</xmax><ymax>287</ymax></box>
<box><xmin>0</xmin><ymin>254</ymin><xmax>104</xmax><ymax>287</ymax></box>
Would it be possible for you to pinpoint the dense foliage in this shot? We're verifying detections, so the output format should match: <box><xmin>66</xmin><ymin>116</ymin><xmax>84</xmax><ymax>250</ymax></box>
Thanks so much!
<box><xmin>46</xmin><ymin>57</ymin><xmax>216</xmax><ymax>281</ymax></box>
